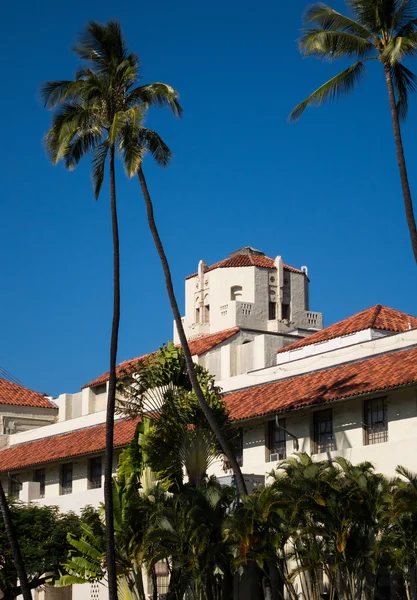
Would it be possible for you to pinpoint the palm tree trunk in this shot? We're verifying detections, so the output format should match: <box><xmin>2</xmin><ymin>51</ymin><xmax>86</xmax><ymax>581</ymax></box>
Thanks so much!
<box><xmin>0</xmin><ymin>482</ymin><xmax>32</xmax><ymax>600</ymax></box>
<box><xmin>137</xmin><ymin>165</ymin><xmax>248</xmax><ymax>497</ymax></box>
<box><xmin>104</xmin><ymin>144</ymin><xmax>121</xmax><ymax>600</ymax></box>
<box><xmin>383</xmin><ymin>63</ymin><xmax>417</xmax><ymax>265</ymax></box>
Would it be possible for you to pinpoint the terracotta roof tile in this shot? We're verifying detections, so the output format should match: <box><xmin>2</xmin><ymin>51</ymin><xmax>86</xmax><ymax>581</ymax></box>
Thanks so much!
<box><xmin>0</xmin><ymin>378</ymin><xmax>56</xmax><ymax>410</ymax></box>
<box><xmin>186</xmin><ymin>254</ymin><xmax>305</xmax><ymax>279</ymax></box>
<box><xmin>0</xmin><ymin>417</ymin><xmax>140</xmax><ymax>473</ymax></box>
<box><xmin>83</xmin><ymin>328</ymin><xmax>240</xmax><ymax>389</ymax></box>
<box><xmin>277</xmin><ymin>305</ymin><xmax>417</xmax><ymax>354</ymax></box>
<box><xmin>226</xmin><ymin>345</ymin><xmax>417</xmax><ymax>421</ymax></box>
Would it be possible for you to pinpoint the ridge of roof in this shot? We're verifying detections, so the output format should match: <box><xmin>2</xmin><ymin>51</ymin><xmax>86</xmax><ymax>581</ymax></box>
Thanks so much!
<box><xmin>185</xmin><ymin>254</ymin><xmax>306</xmax><ymax>279</ymax></box>
<box><xmin>82</xmin><ymin>327</ymin><xmax>240</xmax><ymax>389</ymax></box>
<box><xmin>0</xmin><ymin>378</ymin><xmax>57</xmax><ymax>410</ymax></box>
<box><xmin>227</xmin><ymin>343</ymin><xmax>417</xmax><ymax>421</ymax></box>
<box><xmin>277</xmin><ymin>305</ymin><xmax>417</xmax><ymax>355</ymax></box>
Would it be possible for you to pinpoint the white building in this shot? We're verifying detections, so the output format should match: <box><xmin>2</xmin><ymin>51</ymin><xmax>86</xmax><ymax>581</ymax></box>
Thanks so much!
<box><xmin>1</xmin><ymin>247</ymin><xmax>417</xmax><ymax>599</ymax></box>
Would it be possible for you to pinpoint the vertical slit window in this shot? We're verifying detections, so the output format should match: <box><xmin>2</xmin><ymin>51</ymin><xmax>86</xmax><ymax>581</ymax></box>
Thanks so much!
<box><xmin>267</xmin><ymin>419</ymin><xmax>286</xmax><ymax>461</ymax></box>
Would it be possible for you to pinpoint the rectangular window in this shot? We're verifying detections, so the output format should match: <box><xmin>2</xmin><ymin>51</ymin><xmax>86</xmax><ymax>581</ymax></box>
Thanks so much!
<box><xmin>10</xmin><ymin>474</ymin><xmax>22</xmax><ymax>499</ymax></box>
<box><xmin>282</xmin><ymin>304</ymin><xmax>290</xmax><ymax>320</ymax></box>
<box><xmin>88</xmin><ymin>457</ymin><xmax>102</xmax><ymax>489</ymax></box>
<box><xmin>268</xmin><ymin>302</ymin><xmax>276</xmax><ymax>320</ymax></box>
<box><xmin>312</xmin><ymin>409</ymin><xmax>334</xmax><ymax>454</ymax></box>
<box><xmin>364</xmin><ymin>397</ymin><xmax>388</xmax><ymax>445</ymax></box>
<box><xmin>195</xmin><ymin>307</ymin><xmax>200</xmax><ymax>324</ymax></box>
<box><xmin>34</xmin><ymin>468</ymin><xmax>46</xmax><ymax>498</ymax></box>
<box><xmin>235</xmin><ymin>428</ymin><xmax>243</xmax><ymax>467</ymax></box>
<box><xmin>204</xmin><ymin>304</ymin><xmax>210</xmax><ymax>324</ymax></box>
<box><xmin>267</xmin><ymin>419</ymin><xmax>286</xmax><ymax>461</ymax></box>
<box><xmin>93</xmin><ymin>383</ymin><xmax>106</xmax><ymax>395</ymax></box>
<box><xmin>61</xmin><ymin>463</ymin><xmax>73</xmax><ymax>495</ymax></box>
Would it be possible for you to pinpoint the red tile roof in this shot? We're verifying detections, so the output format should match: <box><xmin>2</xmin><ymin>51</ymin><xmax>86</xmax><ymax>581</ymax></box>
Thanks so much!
<box><xmin>277</xmin><ymin>305</ymin><xmax>417</xmax><ymax>354</ymax></box>
<box><xmin>0</xmin><ymin>417</ymin><xmax>140</xmax><ymax>473</ymax></box>
<box><xmin>226</xmin><ymin>345</ymin><xmax>417</xmax><ymax>421</ymax></box>
<box><xmin>186</xmin><ymin>254</ymin><xmax>305</xmax><ymax>279</ymax></box>
<box><xmin>3</xmin><ymin>344</ymin><xmax>417</xmax><ymax>472</ymax></box>
<box><xmin>0</xmin><ymin>378</ymin><xmax>56</xmax><ymax>410</ymax></box>
<box><xmin>83</xmin><ymin>328</ymin><xmax>240</xmax><ymax>389</ymax></box>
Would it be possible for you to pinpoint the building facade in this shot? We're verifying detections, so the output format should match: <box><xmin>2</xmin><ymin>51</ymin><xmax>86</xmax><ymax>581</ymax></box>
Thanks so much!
<box><xmin>1</xmin><ymin>247</ymin><xmax>417</xmax><ymax>599</ymax></box>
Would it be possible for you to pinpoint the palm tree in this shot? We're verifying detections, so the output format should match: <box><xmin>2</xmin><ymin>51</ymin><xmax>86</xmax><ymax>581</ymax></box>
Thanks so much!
<box><xmin>118</xmin><ymin>111</ymin><xmax>249</xmax><ymax>497</ymax></box>
<box><xmin>290</xmin><ymin>0</ymin><xmax>417</xmax><ymax>265</ymax></box>
<box><xmin>42</xmin><ymin>21</ymin><xmax>181</xmax><ymax>599</ymax></box>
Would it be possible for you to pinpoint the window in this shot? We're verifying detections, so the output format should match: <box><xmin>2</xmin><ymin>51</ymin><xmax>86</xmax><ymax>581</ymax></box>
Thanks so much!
<box><xmin>204</xmin><ymin>304</ymin><xmax>210</xmax><ymax>324</ymax></box>
<box><xmin>364</xmin><ymin>397</ymin><xmax>388</xmax><ymax>445</ymax></box>
<box><xmin>235</xmin><ymin>428</ymin><xmax>243</xmax><ymax>467</ymax></box>
<box><xmin>312</xmin><ymin>409</ymin><xmax>334</xmax><ymax>454</ymax></box>
<box><xmin>88</xmin><ymin>457</ymin><xmax>102</xmax><ymax>489</ymax></box>
<box><xmin>148</xmin><ymin>562</ymin><xmax>170</xmax><ymax>598</ymax></box>
<box><xmin>282</xmin><ymin>303</ymin><xmax>290</xmax><ymax>320</ymax></box>
<box><xmin>61</xmin><ymin>463</ymin><xmax>73</xmax><ymax>495</ymax></box>
<box><xmin>93</xmin><ymin>383</ymin><xmax>106</xmax><ymax>395</ymax></box>
<box><xmin>231</xmin><ymin>285</ymin><xmax>243</xmax><ymax>300</ymax></box>
<box><xmin>195</xmin><ymin>307</ymin><xmax>200</xmax><ymax>324</ymax></box>
<box><xmin>10</xmin><ymin>474</ymin><xmax>21</xmax><ymax>499</ymax></box>
<box><xmin>267</xmin><ymin>419</ymin><xmax>286</xmax><ymax>461</ymax></box>
<box><xmin>269</xmin><ymin>302</ymin><xmax>276</xmax><ymax>320</ymax></box>
<box><xmin>34</xmin><ymin>468</ymin><xmax>46</xmax><ymax>498</ymax></box>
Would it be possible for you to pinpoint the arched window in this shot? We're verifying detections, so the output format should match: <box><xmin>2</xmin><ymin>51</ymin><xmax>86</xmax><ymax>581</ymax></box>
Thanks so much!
<box><xmin>230</xmin><ymin>285</ymin><xmax>243</xmax><ymax>301</ymax></box>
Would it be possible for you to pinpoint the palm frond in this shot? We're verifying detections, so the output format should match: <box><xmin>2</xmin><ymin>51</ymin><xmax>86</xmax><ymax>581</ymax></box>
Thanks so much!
<box><xmin>289</xmin><ymin>60</ymin><xmax>369</xmax><ymax>121</ymax></box>
<box><xmin>299</xmin><ymin>29</ymin><xmax>375</xmax><ymax>59</ymax></box>
<box><xmin>137</xmin><ymin>128</ymin><xmax>172</xmax><ymax>168</ymax></box>
<box><xmin>126</xmin><ymin>83</ymin><xmax>183</xmax><ymax>117</ymax></box>
<box><xmin>304</xmin><ymin>3</ymin><xmax>373</xmax><ymax>38</ymax></box>
<box><xmin>92</xmin><ymin>141</ymin><xmax>109</xmax><ymax>199</ymax></box>
<box><xmin>392</xmin><ymin>0</ymin><xmax>417</xmax><ymax>33</ymax></box>
<box><xmin>64</xmin><ymin>129</ymin><xmax>102</xmax><ymax>171</ymax></box>
<box><xmin>41</xmin><ymin>80</ymin><xmax>82</xmax><ymax>109</ymax></box>
<box><xmin>381</xmin><ymin>34</ymin><xmax>417</xmax><ymax>63</ymax></box>
<box><xmin>347</xmin><ymin>0</ymin><xmax>389</xmax><ymax>34</ymax></box>
<box><xmin>391</xmin><ymin>62</ymin><xmax>417</xmax><ymax>119</ymax></box>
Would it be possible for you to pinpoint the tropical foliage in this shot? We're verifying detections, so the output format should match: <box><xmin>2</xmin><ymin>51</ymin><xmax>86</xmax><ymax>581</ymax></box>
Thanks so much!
<box><xmin>290</xmin><ymin>0</ymin><xmax>417</xmax><ymax>265</ymax></box>
<box><xmin>0</xmin><ymin>502</ymin><xmax>81</xmax><ymax>599</ymax></box>
<box><xmin>57</xmin><ymin>445</ymin><xmax>417</xmax><ymax>600</ymax></box>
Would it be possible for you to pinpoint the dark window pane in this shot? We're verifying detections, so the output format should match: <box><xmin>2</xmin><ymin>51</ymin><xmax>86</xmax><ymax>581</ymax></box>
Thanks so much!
<box><xmin>89</xmin><ymin>457</ymin><xmax>102</xmax><ymax>489</ymax></box>
<box><xmin>10</xmin><ymin>474</ymin><xmax>21</xmax><ymax>499</ymax></box>
<box><xmin>269</xmin><ymin>302</ymin><xmax>276</xmax><ymax>320</ymax></box>
<box><xmin>364</xmin><ymin>398</ymin><xmax>387</xmax><ymax>445</ymax></box>
<box><xmin>35</xmin><ymin>468</ymin><xmax>46</xmax><ymax>498</ymax></box>
<box><xmin>61</xmin><ymin>463</ymin><xmax>73</xmax><ymax>495</ymax></box>
<box><xmin>268</xmin><ymin>419</ymin><xmax>286</xmax><ymax>461</ymax></box>
<box><xmin>313</xmin><ymin>409</ymin><xmax>334</xmax><ymax>454</ymax></box>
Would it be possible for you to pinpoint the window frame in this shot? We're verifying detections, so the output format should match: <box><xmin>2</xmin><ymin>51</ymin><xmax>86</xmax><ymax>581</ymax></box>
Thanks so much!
<box><xmin>235</xmin><ymin>428</ymin><xmax>243</xmax><ymax>467</ymax></box>
<box><xmin>10</xmin><ymin>474</ymin><xmax>22</xmax><ymax>499</ymax></box>
<box><xmin>364</xmin><ymin>397</ymin><xmax>388</xmax><ymax>445</ymax></box>
<box><xmin>60</xmin><ymin>462</ymin><xmax>73</xmax><ymax>495</ymax></box>
<box><xmin>267</xmin><ymin>419</ymin><xmax>286</xmax><ymax>462</ymax></box>
<box><xmin>34</xmin><ymin>468</ymin><xmax>46</xmax><ymax>498</ymax></box>
<box><xmin>312</xmin><ymin>409</ymin><xmax>334</xmax><ymax>454</ymax></box>
<box><xmin>88</xmin><ymin>456</ymin><xmax>102</xmax><ymax>490</ymax></box>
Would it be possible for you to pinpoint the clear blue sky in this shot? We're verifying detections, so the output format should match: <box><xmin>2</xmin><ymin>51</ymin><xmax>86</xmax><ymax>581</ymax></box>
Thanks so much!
<box><xmin>2</xmin><ymin>0</ymin><xmax>417</xmax><ymax>396</ymax></box>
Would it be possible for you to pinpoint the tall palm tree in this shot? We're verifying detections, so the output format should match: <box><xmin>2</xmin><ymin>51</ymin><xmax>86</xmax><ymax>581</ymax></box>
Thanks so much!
<box><xmin>42</xmin><ymin>21</ymin><xmax>181</xmax><ymax>599</ymax></box>
<box><xmin>0</xmin><ymin>483</ymin><xmax>32</xmax><ymax>600</ymax></box>
<box><xmin>119</xmin><ymin>116</ymin><xmax>249</xmax><ymax>498</ymax></box>
<box><xmin>290</xmin><ymin>0</ymin><xmax>417</xmax><ymax>265</ymax></box>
